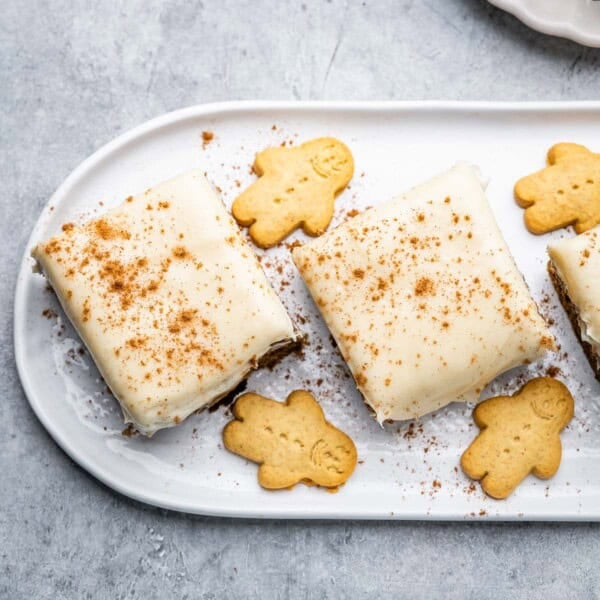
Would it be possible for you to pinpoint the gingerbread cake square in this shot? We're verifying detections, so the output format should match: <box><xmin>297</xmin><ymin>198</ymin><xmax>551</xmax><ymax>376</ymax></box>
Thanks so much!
<box><xmin>548</xmin><ymin>226</ymin><xmax>600</xmax><ymax>379</ymax></box>
<box><xmin>292</xmin><ymin>164</ymin><xmax>554</xmax><ymax>422</ymax></box>
<box><xmin>33</xmin><ymin>170</ymin><xmax>299</xmax><ymax>435</ymax></box>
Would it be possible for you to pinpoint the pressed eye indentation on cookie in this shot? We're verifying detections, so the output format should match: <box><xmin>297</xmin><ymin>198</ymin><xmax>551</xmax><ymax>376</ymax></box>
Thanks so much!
<box><xmin>532</xmin><ymin>396</ymin><xmax>555</xmax><ymax>420</ymax></box>
<box><xmin>310</xmin><ymin>146</ymin><xmax>348</xmax><ymax>178</ymax></box>
<box><xmin>572</xmin><ymin>184</ymin><xmax>580</xmax><ymax>190</ymax></box>
<box><xmin>587</xmin><ymin>179</ymin><xmax>594</xmax><ymax>184</ymax></box>
<box><xmin>279</xmin><ymin>432</ymin><xmax>288</xmax><ymax>440</ymax></box>
<box><xmin>310</xmin><ymin>159</ymin><xmax>329</xmax><ymax>178</ymax></box>
<box><xmin>293</xmin><ymin>439</ymin><xmax>305</xmax><ymax>449</ymax></box>
<box><xmin>265</xmin><ymin>426</ymin><xmax>273</xmax><ymax>434</ymax></box>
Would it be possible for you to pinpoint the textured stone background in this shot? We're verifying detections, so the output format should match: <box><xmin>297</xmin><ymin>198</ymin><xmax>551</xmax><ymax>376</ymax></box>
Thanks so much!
<box><xmin>2</xmin><ymin>1</ymin><xmax>600</xmax><ymax>598</ymax></box>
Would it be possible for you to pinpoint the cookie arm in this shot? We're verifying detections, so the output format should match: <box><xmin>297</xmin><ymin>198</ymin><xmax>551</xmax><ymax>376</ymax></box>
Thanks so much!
<box><xmin>223</xmin><ymin>394</ymin><xmax>275</xmax><ymax>463</ymax></box>
<box><xmin>460</xmin><ymin>437</ymin><xmax>489</xmax><ymax>481</ymax></box>
<box><xmin>254</xmin><ymin>147</ymin><xmax>286</xmax><ymax>176</ymax></box>
<box><xmin>547</xmin><ymin>143</ymin><xmax>591</xmax><ymax>165</ymax></box>
<box><xmin>222</xmin><ymin>420</ymin><xmax>266</xmax><ymax>464</ymax></box>
<box><xmin>286</xmin><ymin>390</ymin><xmax>324</xmax><ymax>419</ymax></box>
<box><xmin>231</xmin><ymin>393</ymin><xmax>266</xmax><ymax>420</ymax></box>
<box><xmin>301</xmin><ymin>206</ymin><xmax>336</xmax><ymax>238</ymax></box>
<box><xmin>532</xmin><ymin>439</ymin><xmax>562</xmax><ymax>480</ymax></box>
<box><xmin>472</xmin><ymin>396</ymin><xmax>508</xmax><ymax>429</ymax></box>
<box><xmin>514</xmin><ymin>172</ymin><xmax>539</xmax><ymax>208</ymax></box>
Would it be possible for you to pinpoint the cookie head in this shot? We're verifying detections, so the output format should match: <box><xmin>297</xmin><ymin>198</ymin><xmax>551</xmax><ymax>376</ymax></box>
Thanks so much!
<box><xmin>515</xmin><ymin>143</ymin><xmax>600</xmax><ymax>234</ymax></box>
<box><xmin>231</xmin><ymin>137</ymin><xmax>354</xmax><ymax>248</ymax></box>
<box><xmin>528</xmin><ymin>378</ymin><xmax>574</xmax><ymax>427</ymax></box>
<box><xmin>309</xmin><ymin>435</ymin><xmax>355</xmax><ymax>481</ymax></box>
<box><xmin>222</xmin><ymin>389</ymin><xmax>357</xmax><ymax>490</ymax></box>
<box><xmin>309</xmin><ymin>139</ymin><xmax>354</xmax><ymax>179</ymax></box>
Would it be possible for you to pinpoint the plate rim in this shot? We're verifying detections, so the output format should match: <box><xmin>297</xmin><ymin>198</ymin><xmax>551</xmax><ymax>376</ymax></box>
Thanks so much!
<box><xmin>14</xmin><ymin>100</ymin><xmax>600</xmax><ymax>520</ymax></box>
<box><xmin>488</xmin><ymin>0</ymin><xmax>600</xmax><ymax>47</ymax></box>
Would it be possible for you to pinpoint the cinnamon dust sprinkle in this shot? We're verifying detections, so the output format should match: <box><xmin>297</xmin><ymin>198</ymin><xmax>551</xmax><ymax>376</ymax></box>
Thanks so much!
<box><xmin>82</xmin><ymin>298</ymin><xmax>91</xmax><ymax>322</ymax></box>
<box><xmin>202</xmin><ymin>130</ymin><xmax>214</xmax><ymax>148</ymax></box>
<box><xmin>414</xmin><ymin>277</ymin><xmax>435</xmax><ymax>296</ymax></box>
<box><xmin>126</xmin><ymin>336</ymin><xmax>148</xmax><ymax>349</ymax></box>
<box><xmin>355</xmin><ymin>372</ymin><xmax>367</xmax><ymax>386</ymax></box>
<box><xmin>172</xmin><ymin>246</ymin><xmax>190</xmax><ymax>259</ymax></box>
<box><xmin>94</xmin><ymin>218</ymin><xmax>130</xmax><ymax>241</ymax></box>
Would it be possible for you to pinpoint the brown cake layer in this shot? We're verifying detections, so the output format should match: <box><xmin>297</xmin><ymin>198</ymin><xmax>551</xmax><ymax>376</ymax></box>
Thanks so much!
<box><xmin>257</xmin><ymin>335</ymin><xmax>305</xmax><ymax>370</ymax></box>
<box><xmin>548</xmin><ymin>260</ymin><xmax>600</xmax><ymax>381</ymax></box>
<box><xmin>191</xmin><ymin>335</ymin><xmax>305</xmax><ymax>418</ymax></box>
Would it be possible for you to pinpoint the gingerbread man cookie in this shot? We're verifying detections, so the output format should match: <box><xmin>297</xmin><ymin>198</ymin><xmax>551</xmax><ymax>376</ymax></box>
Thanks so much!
<box><xmin>461</xmin><ymin>378</ymin><xmax>574</xmax><ymax>499</ymax></box>
<box><xmin>232</xmin><ymin>137</ymin><xmax>354</xmax><ymax>248</ymax></box>
<box><xmin>223</xmin><ymin>390</ymin><xmax>357</xmax><ymax>490</ymax></box>
<box><xmin>515</xmin><ymin>143</ymin><xmax>600</xmax><ymax>234</ymax></box>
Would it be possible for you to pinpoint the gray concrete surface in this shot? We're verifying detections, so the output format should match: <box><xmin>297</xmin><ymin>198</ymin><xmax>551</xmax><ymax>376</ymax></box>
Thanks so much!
<box><xmin>2</xmin><ymin>1</ymin><xmax>600</xmax><ymax>598</ymax></box>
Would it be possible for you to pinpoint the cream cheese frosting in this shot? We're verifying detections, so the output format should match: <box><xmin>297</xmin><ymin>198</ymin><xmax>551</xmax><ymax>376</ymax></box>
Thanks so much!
<box><xmin>292</xmin><ymin>163</ymin><xmax>554</xmax><ymax>422</ymax></box>
<box><xmin>33</xmin><ymin>169</ymin><xmax>297</xmax><ymax>435</ymax></box>
<box><xmin>548</xmin><ymin>226</ymin><xmax>600</xmax><ymax>352</ymax></box>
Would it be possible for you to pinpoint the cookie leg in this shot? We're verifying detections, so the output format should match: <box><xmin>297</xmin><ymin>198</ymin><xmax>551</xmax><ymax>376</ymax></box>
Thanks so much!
<box><xmin>547</xmin><ymin>143</ymin><xmax>590</xmax><ymax>165</ymax></box>
<box><xmin>524</xmin><ymin>202</ymin><xmax>576</xmax><ymax>235</ymax></box>
<box><xmin>257</xmin><ymin>464</ymin><xmax>302</xmax><ymax>490</ymax></box>
<box><xmin>532</xmin><ymin>440</ymin><xmax>562</xmax><ymax>480</ymax></box>
<box><xmin>248</xmin><ymin>219</ymin><xmax>286</xmax><ymax>249</ymax></box>
<box><xmin>480</xmin><ymin>472</ymin><xmax>519</xmax><ymax>500</ymax></box>
<box><xmin>302</xmin><ymin>211</ymin><xmax>334</xmax><ymax>238</ymax></box>
<box><xmin>460</xmin><ymin>443</ymin><xmax>488</xmax><ymax>481</ymax></box>
<box><xmin>574</xmin><ymin>214</ymin><xmax>600</xmax><ymax>234</ymax></box>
